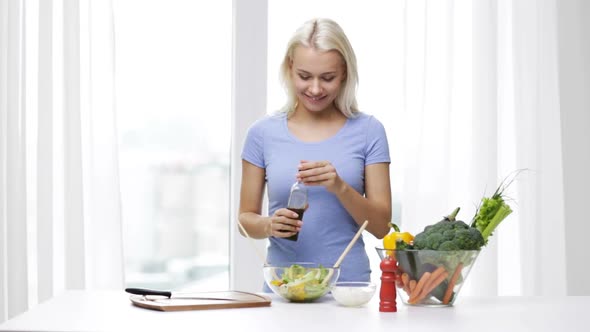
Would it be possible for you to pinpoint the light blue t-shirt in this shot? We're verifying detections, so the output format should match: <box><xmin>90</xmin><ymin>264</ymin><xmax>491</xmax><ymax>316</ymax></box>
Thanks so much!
<box><xmin>241</xmin><ymin>112</ymin><xmax>390</xmax><ymax>288</ymax></box>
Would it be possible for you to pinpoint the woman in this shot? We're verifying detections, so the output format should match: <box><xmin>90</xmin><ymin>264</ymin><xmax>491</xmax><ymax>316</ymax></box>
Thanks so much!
<box><xmin>239</xmin><ymin>18</ymin><xmax>391</xmax><ymax>286</ymax></box>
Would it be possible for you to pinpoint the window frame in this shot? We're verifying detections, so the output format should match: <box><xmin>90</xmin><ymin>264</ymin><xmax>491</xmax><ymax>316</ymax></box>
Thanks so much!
<box><xmin>230</xmin><ymin>0</ymin><xmax>269</xmax><ymax>292</ymax></box>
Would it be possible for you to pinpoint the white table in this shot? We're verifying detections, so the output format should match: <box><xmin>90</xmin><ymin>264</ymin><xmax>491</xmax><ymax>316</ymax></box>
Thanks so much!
<box><xmin>0</xmin><ymin>290</ymin><xmax>588</xmax><ymax>332</ymax></box>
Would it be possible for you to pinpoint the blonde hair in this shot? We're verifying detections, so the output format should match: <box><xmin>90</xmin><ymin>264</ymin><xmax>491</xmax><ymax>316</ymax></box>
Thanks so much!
<box><xmin>279</xmin><ymin>18</ymin><xmax>359</xmax><ymax>118</ymax></box>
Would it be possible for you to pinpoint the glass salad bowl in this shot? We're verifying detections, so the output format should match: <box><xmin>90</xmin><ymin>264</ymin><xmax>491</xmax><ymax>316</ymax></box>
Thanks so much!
<box><xmin>376</xmin><ymin>248</ymin><xmax>480</xmax><ymax>307</ymax></box>
<box><xmin>263</xmin><ymin>262</ymin><xmax>340</xmax><ymax>302</ymax></box>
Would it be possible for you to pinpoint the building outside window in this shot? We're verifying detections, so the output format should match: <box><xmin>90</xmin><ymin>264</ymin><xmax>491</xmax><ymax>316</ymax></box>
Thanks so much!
<box><xmin>114</xmin><ymin>0</ymin><xmax>231</xmax><ymax>291</ymax></box>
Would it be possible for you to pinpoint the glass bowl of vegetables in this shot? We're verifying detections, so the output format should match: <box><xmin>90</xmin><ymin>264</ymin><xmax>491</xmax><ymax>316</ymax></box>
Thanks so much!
<box><xmin>263</xmin><ymin>262</ymin><xmax>340</xmax><ymax>302</ymax></box>
<box><xmin>374</xmin><ymin>172</ymin><xmax>523</xmax><ymax>307</ymax></box>
<box><xmin>376</xmin><ymin>248</ymin><xmax>480</xmax><ymax>307</ymax></box>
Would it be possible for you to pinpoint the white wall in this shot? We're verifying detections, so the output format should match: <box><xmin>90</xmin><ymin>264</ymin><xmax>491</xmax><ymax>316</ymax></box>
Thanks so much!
<box><xmin>230</xmin><ymin>0</ymin><xmax>268</xmax><ymax>292</ymax></box>
<box><xmin>557</xmin><ymin>0</ymin><xmax>590</xmax><ymax>295</ymax></box>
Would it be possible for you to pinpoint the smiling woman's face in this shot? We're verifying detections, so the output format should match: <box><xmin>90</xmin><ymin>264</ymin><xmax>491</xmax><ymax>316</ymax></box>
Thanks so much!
<box><xmin>289</xmin><ymin>46</ymin><xmax>346</xmax><ymax>114</ymax></box>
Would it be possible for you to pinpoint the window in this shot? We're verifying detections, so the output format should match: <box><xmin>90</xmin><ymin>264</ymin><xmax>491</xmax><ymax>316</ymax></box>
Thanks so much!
<box><xmin>114</xmin><ymin>0</ymin><xmax>231</xmax><ymax>291</ymax></box>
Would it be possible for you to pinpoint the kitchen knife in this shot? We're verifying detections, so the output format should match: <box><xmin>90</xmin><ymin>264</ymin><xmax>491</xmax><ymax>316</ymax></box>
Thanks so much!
<box><xmin>125</xmin><ymin>288</ymin><xmax>239</xmax><ymax>301</ymax></box>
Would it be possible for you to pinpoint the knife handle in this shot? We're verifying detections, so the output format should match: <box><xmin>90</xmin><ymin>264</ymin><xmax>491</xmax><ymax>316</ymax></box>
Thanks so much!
<box><xmin>125</xmin><ymin>288</ymin><xmax>172</xmax><ymax>298</ymax></box>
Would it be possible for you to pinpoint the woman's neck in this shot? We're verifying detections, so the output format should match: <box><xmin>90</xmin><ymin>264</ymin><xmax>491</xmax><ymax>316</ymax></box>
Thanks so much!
<box><xmin>290</xmin><ymin>104</ymin><xmax>344</xmax><ymax>123</ymax></box>
<box><xmin>287</xmin><ymin>103</ymin><xmax>348</xmax><ymax>142</ymax></box>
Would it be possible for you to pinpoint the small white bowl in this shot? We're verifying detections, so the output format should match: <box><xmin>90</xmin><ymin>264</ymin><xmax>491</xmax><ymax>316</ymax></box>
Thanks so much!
<box><xmin>331</xmin><ymin>281</ymin><xmax>376</xmax><ymax>307</ymax></box>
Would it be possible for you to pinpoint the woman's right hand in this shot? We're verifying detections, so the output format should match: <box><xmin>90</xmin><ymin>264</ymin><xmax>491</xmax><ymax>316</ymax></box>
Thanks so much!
<box><xmin>266</xmin><ymin>208</ymin><xmax>303</xmax><ymax>238</ymax></box>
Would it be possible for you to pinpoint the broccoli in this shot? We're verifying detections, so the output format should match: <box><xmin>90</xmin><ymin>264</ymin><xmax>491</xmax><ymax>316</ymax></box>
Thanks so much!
<box><xmin>413</xmin><ymin>207</ymin><xmax>485</xmax><ymax>250</ymax></box>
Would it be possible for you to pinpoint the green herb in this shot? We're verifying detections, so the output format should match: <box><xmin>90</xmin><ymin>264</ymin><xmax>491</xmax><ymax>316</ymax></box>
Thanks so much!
<box><xmin>470</xmin><ymin>169</ymin><xmax>526</xmax><ymax>244</ymax></box>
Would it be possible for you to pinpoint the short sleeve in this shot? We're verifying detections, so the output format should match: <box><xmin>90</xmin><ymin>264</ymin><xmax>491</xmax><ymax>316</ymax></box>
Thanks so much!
<box><xmin>241</xmin><ymin>120</ymin><xmax>265</xmax><ymax>168</ymax></box>
<box><xmin>365</xmin><ymin>116</ymin><xmax>391</xmax><ymax>165</ymax></box>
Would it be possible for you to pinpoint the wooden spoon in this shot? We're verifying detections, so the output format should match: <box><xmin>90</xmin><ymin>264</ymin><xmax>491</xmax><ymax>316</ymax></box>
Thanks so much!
<box><xmin>322</xmin><ymin>220</ymin><xmax>369</xmax><ymax>286</ymax></box>
<box><xmin>237</xmin><ymin>221</ymin><xmax>281</xmax><ymax>280</ymax></box>
<box><xmin>237</xmin><ymin>221</ymin><xmax>268</xmax><ymax>266</ymax></box>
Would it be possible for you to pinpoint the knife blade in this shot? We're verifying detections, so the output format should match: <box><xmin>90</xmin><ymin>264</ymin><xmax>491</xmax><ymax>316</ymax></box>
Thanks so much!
<box><xmin>125</xmin><ymin>288</ymin><xmax>239</xmax><ymax>301</ymax></box>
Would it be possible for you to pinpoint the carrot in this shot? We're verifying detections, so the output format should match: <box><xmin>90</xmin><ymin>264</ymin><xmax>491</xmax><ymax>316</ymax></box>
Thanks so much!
<box><xmin>408</xmin><ymin>267</ymin><xmax>446</xmax><ymax>304</ymax></box>
<box><xmin>409</xmin><ymin>279</ymin><xmax>417</xmax><ymax>293</ymax></box>
<box><xmin>408</xmin><ymin>272</ymin><xmax>431</xmax><ymax>303</ymax></box>
<box><xmin>395</xmin><ymin>274</ymin><xmax>404</xmax><ymax>289</ymax></box>
<box><xmin>397</xmin><ymin>276</ymin><xmax>410</xmax><ymax>296</ymax></box>
<box><xmin>424</xmin><ymin>266</ymin><xmax>446</xmax><ymax>290</ymax></box>
<box><xmin>402</xmin><ymin>273</ymin><xmax>410</xmax><ymax>294</ymax></box>
<box><xmin>421</xmin><ymin>267</ymin><xmax>446</xmax><ymax>296</ymax></box>
<box><xmin>443</xmin><ymin>262</ymin><xmax>464</xmax><ymax>304</ymax></box>
<box><xmin>400</xmin><ymin>283</ymin><xmax>410</xmax><ymax>296</ymax></box>
<box><xmin>412</xmin><ymin>271</ymin><xmax>449</xmax><ymax>304</ymax></box>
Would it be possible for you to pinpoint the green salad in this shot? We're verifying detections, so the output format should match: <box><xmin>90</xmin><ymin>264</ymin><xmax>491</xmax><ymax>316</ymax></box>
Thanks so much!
<box><xmin>270</xmin><ymin>264</ymin><xmax>331</xmax><ymax>302</ymax></box>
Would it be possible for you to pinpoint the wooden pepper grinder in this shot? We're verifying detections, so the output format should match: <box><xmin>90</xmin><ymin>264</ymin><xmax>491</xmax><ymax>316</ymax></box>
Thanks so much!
<box><xmin>379</xmin><ymin>256</ymin><xmax>397</xmax><ymax>312</ymax></box>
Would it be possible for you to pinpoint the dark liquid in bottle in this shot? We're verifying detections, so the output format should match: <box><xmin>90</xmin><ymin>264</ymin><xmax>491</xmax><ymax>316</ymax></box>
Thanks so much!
<box><xmin>284</xmin><ymin>208</ymin><xmax>305</xmax><ymax>241</ymax></box>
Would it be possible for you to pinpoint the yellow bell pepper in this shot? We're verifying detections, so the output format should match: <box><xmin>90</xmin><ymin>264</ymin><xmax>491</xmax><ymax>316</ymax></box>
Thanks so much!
<box><xmin>383</xmin><ymin>223</ymin><xmax>414</xmax><ymax>250</ymax></box>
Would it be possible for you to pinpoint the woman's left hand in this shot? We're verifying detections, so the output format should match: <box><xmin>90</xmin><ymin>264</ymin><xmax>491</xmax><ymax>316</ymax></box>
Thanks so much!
<box><xmin>297</xmin><ymin>160</ymin><xmax>344</xmax><ymax>194</ymax></box>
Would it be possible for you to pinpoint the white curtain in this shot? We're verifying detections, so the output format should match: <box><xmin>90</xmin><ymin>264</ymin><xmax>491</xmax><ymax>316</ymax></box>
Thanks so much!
<box><xmin>400</xmin><ymin>0</ymin><xmax>566</xmax><ymax>296</ymax></box>
<box><xmin>0</xmin><ymin>0</ymin><xmax>124</xmax><ymax>322</ymax></box>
